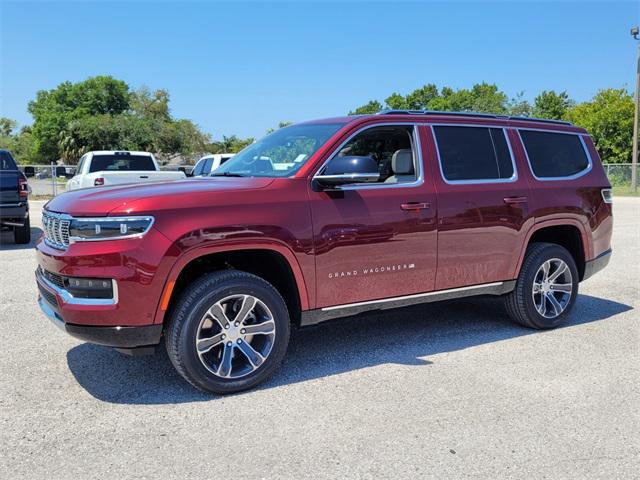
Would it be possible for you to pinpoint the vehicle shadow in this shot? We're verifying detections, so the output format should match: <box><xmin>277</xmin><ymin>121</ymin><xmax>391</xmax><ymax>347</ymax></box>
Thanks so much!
<box><xmin>66</xmin><ymin>294</ymin><xmax>632</xmax><ymax>405</ymax></box>
<box><xmin>0</xmin><ymin>227</ymin><xmax>43</xmax><ymax>250</ymax></box>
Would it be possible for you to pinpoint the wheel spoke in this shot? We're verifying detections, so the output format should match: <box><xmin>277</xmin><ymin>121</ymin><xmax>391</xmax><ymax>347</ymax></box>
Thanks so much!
<box><xmin>208</xmin><ymin>303</ymin><xmax>230</xmax><ymax>329</ymax></box>
<box><xmin>236</xmin><ymin>340</ymin><xmax>264</xmax><ymax>368</ymax></box>
<box><xmin>541</xmin><ymin>261</ymin><xmax>551</xmax><ymax>281</ymax></box>
<box><xmin>533</xmin><ymin>282</ymin><xmax>542</xmax><ymax>293</ymax></box>
<box><xmin>216</xmin><ymin>344</ymin><xmax>234</xmax><ymax>378</ymax></box>
<box><xmin>242</xmin><ymin>320</ymin><xmax>275</xmax><ymax>335</ymax></box>
<box><xmin>552</xmin><ymin>283</ymin><xmax>572</xmax><ymax>293</ymax></box>
<box><xmin>197</xmin><ymin>333</ymin><xmax>225</xmax><ymax>354</ymax></box>
<box><xmin>537</xmin><ymin>295</ymin><xmax>547</xmax><ymax>316</ymax></box>
<box><xmin>235</xmin><ymin>295</ymin><xmax>257</xmax><ymax>325</ymax></box>
<box><xmin>548</xmin><ymin>263</ymin><xmax>568</xmax><ymax>283</ymax></box>
<box><xmin>546</xmin><ymin>292</ymin><xmax>563</xmax><ymax>316</ymax></box>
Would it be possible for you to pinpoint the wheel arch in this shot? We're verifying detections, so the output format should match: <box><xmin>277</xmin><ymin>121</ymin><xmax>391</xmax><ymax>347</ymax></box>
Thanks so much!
<box><xmin>154</xmin><ymin>242</ymin><xmax>310</xmax><ymax>327</ymax></box>
<box><xmin>514</xmin><ymin>219</ymin><xmax>592</xmax><ymax>281</ymax></box>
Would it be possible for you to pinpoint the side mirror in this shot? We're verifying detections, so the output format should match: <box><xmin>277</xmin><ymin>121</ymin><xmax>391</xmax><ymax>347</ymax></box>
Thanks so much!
<box><xmin>314</xmin><ymin>155</ymin><xmax>380</xmax><ymax>189</ymax></box>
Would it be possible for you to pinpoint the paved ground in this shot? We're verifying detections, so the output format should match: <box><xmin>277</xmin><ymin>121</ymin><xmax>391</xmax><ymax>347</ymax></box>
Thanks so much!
<box><xmin>1</xmin><ymin>199</ymin><xmax>638</xmax><ymax>479</ymax></box>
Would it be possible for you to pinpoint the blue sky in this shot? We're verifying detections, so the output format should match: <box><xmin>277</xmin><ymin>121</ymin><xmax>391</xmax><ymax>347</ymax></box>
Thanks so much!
<box><xmin>1</xmin><ymin>1</ymin><xmax>638</xmax><ymax>139</ymax></box>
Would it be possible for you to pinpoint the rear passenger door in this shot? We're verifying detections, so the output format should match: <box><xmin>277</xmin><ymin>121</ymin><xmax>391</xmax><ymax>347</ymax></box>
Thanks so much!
<box><xmin>427</xmin><ymin>124</ymin><xmax>533</xmax><ymax>290</ymax></box>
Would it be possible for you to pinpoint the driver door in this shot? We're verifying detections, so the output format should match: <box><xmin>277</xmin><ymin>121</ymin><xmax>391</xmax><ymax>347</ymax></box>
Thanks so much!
<box><xmin>309</xmin><ymin>124</ymin><xmax>438</xmax><ymax>308</ymax></box>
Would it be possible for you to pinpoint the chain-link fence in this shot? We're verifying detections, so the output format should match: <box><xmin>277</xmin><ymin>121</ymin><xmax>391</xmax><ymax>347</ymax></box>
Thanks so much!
<box><xmin>18</xmin><ymin>164</ymin><xmax>193</xmax><ymax>197</ymax></box>
<box><xmin>18</xmin><ymin>163</ymin><xmax>639</xmax><ymax>198</ymax></box>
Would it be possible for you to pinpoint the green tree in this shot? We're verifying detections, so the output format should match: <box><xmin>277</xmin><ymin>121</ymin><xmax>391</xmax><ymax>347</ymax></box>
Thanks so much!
<box><xmin>28</xmin><ymin>76</ymin><xmax>130</xmax><ymax>162</ymax></box>
<box><xmin>565</xmin><ymin>88</ymin><xmax>634</xmax><ymax>163</ymax></box>
<box><xmin>208</xmin><ymin>135</ymin><xmax>254</xmax><ymax>154</ymax></box>
<box><xmin>0</xmin><ymin>117</ymin><xmax>17</xmax><ymax>136</ymax></box>
<box><xmin>532</xmin><ymin>90</ymin><xmax>574</xmax><ymax>120</ymax></box>
<box><xmin>349</xmin><ymin>100</ymin><xmax>383</xmax><ymax>115</ymax></box>
<box><xmin>508</xmin><ymin>92</ymin><xmax>532</xmax><ymax>117</ymax></box>
<box><xmin>384</xmin><ymin>93</ymin><xmax>408</xmax><ymax>110</ymax></box>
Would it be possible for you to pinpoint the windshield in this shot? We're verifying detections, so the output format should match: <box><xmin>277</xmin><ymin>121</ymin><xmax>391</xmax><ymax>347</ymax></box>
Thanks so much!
<box><xmin>212</xmin><ymin>123</ymin><xmax>344</xmax><ymax>178</ymax></box>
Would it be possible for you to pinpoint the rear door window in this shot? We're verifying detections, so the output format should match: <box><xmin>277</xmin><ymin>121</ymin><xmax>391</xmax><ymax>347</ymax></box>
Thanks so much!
<box><xmin>433</xmin><ymin>126</ymin><xmax>515</xmax><ymax>182</ymax></box>
<box><xmin>519</xmin><ymin>130</ymin><xmax>589</xmax><ymax>178</ymax></box>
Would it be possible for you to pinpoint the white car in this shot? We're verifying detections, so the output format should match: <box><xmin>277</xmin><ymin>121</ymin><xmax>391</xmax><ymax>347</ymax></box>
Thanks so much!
<box><xmin>66</xmin><ymin>151</ymin><xmax>186</xmax><ymax>191</ymax></box>
<box><xmin>191</xmin><ymin>153</ymin><xmax>235</xmax><ymax>177</ymax></box>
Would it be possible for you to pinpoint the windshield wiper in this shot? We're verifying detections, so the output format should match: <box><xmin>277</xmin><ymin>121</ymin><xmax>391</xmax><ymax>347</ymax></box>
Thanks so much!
<box><xmin>210</xmin><ymin>172</ymin><xmax>247</xmax><ymax>177</ymax></box>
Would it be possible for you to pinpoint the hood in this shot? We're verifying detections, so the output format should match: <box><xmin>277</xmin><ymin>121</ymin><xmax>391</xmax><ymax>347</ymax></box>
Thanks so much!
<box><xmin>45</xmin><ymin>177</ymin><xmax>275</xmax><ymax>216</ymax></box>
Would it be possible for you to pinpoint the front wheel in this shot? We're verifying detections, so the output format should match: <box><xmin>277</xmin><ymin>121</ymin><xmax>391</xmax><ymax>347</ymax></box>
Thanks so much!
<box><xmin>505</xmin><ymin>242</ymin><xmax>579</xmax><ymax>329</ymax></box>
<box><xmin>166</xmin><ymin>270</ymin><xmax>290</xmax><ymax>394</ymax></box>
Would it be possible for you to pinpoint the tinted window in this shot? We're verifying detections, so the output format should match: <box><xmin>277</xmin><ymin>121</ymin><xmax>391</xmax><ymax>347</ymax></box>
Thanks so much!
<box><xmin>520</xmin><ymin>130</ymin><xmax>589</xmax><ymax>178</ymax></box>
<box><xmin>0</xmin><ymin>151</ymin><xmax>17</xmax><ymax>170</ymax></box>
<box><xmin>89</xmin><ymin>154</ymin><xmax>155</xmax><ymax>173</ymax></box>
<box><xmin>434</xmin><ymin>126</ymin><xmax>514</xmax><ymax>181</ymax></box>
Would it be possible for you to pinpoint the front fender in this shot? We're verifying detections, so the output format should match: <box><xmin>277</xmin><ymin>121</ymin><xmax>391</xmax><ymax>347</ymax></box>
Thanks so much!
<box><xmin>152</xmin><ymin>239</ymin><xmax>311</xmax><ymax>325</ymax></box>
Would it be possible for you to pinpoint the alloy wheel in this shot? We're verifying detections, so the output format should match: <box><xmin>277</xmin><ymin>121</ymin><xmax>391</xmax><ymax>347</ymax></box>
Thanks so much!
<box><xmin>196</xmin><ymin>294</ymin><xmax>276</xmax><ymax>379</ymax></box>
<box><xmin>532</xmin><ymin>258</ymin><xmax>573</xmax><ymax>319</ymax></box>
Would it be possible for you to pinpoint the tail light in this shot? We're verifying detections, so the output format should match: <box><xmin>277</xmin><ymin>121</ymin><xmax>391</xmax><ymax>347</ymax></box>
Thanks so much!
<box><xmin>601</xmin><ymin>188</ymin><xmax>613</xmax><ymax>204</ymax></box>
<box><xmin>94</xmin><ymin>177</ymin><xmax>105</xmax><ymax>186</ymax></box>
<box><xmin>18</xmin><ymin>176</ymin><xmax>29</xmax><ymax>199</ymax></box>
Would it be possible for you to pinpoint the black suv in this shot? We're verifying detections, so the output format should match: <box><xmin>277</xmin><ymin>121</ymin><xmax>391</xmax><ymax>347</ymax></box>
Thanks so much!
<box><xmin>0</xmin><ymin>150</ymin><xmax>30</xmax><ymax>244</ymax></box>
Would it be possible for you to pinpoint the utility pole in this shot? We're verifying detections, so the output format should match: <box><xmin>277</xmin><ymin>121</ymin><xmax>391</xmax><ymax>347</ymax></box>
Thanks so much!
<box><xmin>632</xmin><ymin>27</ymin><xmax>639</xmax><ymax>192</ymax></box>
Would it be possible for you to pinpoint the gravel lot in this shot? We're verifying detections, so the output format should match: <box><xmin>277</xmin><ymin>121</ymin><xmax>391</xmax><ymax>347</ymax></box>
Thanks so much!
<box><xmin>1</xmin><ymin>198</ymin><xmax>638</xmax><ymax>479</ymax></box>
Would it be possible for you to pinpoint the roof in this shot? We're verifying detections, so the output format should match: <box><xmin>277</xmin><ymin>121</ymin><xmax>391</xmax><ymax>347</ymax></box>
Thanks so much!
<box><xmin>299</xmin><ymin>110</ymin><xmax>586</xmax><ymax>134</ymax></box>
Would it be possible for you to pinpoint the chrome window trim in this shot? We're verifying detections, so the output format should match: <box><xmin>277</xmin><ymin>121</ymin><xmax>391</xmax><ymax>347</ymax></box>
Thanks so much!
<box><xmin>430</xmin><ymin>123</ymin><xmax>519</xmax><ymax>185</ymax></box>
<box><xmin>36</xmin><ymin>267</ymin><xmax>119</xmax><ymax>306</ymax></box>
<box><xmin>312</xmin><ymin>122</ymin><xmax>424</xmax><ymax>190</ymax></box>
<box><xmin>517</xmin><ymin>128</ymin><xmax>593</xmax><ymax>181</ymax></box>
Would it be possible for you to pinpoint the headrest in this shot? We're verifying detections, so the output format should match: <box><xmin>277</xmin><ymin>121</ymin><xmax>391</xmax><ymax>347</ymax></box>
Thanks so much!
<box><xmin>392</xmin><ymin>149</ymin><xmax>414</xmax><ymax>175</ymax></box>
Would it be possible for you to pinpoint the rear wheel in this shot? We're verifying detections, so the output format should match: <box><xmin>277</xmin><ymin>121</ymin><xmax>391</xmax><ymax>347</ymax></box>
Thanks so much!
<box><xmin>13</xmin><ymin>215</ymin><xmax>30</xmax><ymax>244</ymax></box>
<box><xmin>505</xmin><ymin>242</ymin><xmax>579</xmax><ymax>329</ymax></box>
<box><xmin>166</xmin><ymin>270</ymin><xmax>290</xmax><ymax>394</ymax></box>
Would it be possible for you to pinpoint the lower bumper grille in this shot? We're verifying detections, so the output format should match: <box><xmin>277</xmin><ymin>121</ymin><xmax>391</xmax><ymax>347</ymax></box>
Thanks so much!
<box><xmin>38</xmin><ymin>283</ymin><xmax>58</xmax><ymax>308</ymax></box>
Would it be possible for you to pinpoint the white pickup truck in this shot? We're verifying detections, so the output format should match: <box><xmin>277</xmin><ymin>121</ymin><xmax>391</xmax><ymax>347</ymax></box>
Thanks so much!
<box><xmin>66</xmin><ymin>151</ymin><xmax>186</xmax><ymax>191</ymax></box>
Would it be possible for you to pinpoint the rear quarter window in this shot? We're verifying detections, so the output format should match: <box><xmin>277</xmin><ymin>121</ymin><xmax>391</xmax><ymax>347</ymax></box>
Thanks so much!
<box><xmin>0</xmin><ymin>151</ymin><xmax>18</xmax><ymax>170</ymax></box>
<box><xmin>519</xmin><ymin>130</ymin><xmax>590</xmax><ymax>178</ymax></box>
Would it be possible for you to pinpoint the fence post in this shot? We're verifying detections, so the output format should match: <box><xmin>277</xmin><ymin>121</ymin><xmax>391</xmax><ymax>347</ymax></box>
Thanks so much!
<box><xmin>50</xmin><ymin>163</ymin><xmax>56</xmax><ymax>197</ymax></box>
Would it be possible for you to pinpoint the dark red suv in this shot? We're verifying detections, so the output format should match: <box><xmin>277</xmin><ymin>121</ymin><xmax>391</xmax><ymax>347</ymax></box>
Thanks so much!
<box><xmin>36</xmin><ymin>111</ymin><xmax>613</xmax><ymax>393</ymax></box>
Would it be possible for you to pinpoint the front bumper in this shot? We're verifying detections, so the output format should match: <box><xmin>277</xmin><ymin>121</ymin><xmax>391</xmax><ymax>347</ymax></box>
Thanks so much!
<box><xmin>36</xmin><ymin>268</ymin><xmax>163</xmax><ymax>348</ymax></box>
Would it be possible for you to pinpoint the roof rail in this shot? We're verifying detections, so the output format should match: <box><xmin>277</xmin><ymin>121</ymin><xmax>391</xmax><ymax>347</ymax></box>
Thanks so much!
<box><xmin>376</xmin><ymin>110</ymin><xmax>572</xmax><ymax>126</ymax></box>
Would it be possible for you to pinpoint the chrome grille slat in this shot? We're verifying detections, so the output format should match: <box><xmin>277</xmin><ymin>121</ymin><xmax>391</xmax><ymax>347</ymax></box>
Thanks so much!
<box><xmin>42</xmin><ymin>210</ymin><xmax>71</xmax><ymax>250</ymax></box>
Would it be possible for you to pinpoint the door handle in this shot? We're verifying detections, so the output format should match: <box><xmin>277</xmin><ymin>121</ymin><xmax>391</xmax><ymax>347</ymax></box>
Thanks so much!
<box><xmin>401</xmin><ymin>202</ymin><xmax>430</xmax><ymax>211</ymax></box>
<box><xmin>503</xmin><ymin>196</ymin><xmax>528</xmax><ymax>205</ymax></box>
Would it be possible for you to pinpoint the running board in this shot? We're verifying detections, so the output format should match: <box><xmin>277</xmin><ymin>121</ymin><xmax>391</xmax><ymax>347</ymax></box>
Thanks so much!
<box><xmin>300</xmin><ymin>280</ymin><xmax>516</xmax><ymax>327</ymax></box>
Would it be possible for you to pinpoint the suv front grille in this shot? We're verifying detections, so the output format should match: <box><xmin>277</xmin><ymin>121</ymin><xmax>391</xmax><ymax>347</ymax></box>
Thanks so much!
<box><xmin>42</xmin><ymin>210</ymin><xmax>71</xmax><ymax>249</ymax></box>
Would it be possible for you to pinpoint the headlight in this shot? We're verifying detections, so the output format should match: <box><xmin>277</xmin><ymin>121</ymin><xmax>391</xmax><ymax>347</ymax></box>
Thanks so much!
<box><xmin>69</xmin><ymin>216</ymin><xmax>154</xmax><ymax>242</ymax></box>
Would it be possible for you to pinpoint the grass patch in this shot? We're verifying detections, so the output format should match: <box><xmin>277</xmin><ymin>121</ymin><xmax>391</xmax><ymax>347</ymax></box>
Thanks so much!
<box><xmin>612</xmin><ymin>185</ymin><xmax>640</xmax><ymax>197</ymax></box>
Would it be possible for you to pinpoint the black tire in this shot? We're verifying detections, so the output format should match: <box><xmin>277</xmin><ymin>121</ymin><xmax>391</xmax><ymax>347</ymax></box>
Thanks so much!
<box><xmin>13</xmin><ymin>215</ymin><xmax>31</xmax><ymax>244</ymax></box>
<box><xmin>505</xmin><ymin>242</ymin><xmax>579</xmax><ymax>329</ymax></box>
<box><xmin>166</xmin><ymin>270</ymin><xmax>290</xmax><ymax>394</ymax></box>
